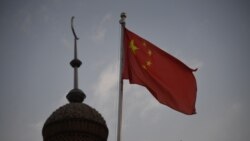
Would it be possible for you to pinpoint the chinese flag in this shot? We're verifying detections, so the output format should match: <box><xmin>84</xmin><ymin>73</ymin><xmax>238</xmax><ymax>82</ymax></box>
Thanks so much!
<box><xmin>122</xmin><ymin>28</ymin><xmax>197</xmax><ymax>115</ymax></box>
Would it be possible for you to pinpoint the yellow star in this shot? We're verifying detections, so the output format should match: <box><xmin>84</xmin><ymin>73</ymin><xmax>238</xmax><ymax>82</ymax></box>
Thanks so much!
<box><xmin>146</xmin><ymin>60</ymin><xmax>152</xmax><ymax>66</ymax></box>
<box><xmin>148</xmin><ymin>50</ymin><xmax>152</xmax><ymax>56</ymax></box>
<box><xmin>142</xmin><ymin>65</ymin><xmax>147</xmax><ymax>70</ymax></box>
<box><xmin>129</xmin><ymin>40</ymin><xmax>139</xmax><ymax>54</ymax></box>
<box><xmin>143</xmin><ymin>42</ymin><xmax>147</xmax><ymax>47</ymax></box>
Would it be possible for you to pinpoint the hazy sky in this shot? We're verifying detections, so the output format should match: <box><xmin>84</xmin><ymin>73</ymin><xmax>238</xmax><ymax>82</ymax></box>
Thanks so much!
<box><xmin>0</xmin><ymin>0</ymin><xmax>250</xmax><ymax>141</ymax></box>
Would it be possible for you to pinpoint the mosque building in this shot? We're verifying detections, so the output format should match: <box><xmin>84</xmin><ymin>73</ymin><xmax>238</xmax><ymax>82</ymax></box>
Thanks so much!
<box><xmin>42</xmin><ymin>17</ymin><xmax>109</xmax><ymax>141</ymax></box>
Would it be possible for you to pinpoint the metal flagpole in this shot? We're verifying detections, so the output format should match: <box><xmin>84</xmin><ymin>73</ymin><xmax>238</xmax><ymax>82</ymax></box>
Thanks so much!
<box><xmin>117</xmin><ymin>12</ymin><xmax>126</xmax><ymax>141</ymax></box>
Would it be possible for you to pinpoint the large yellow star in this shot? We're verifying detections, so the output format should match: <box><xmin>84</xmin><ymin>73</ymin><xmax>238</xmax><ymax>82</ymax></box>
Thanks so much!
<box><xmin>129</xmin><ymin>40</ymin><xmax>139</xmax><ymax>54</ymax></box>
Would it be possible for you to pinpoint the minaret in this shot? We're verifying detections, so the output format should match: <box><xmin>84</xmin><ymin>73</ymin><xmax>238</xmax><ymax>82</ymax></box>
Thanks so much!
<box><xmin>66</xmin><ymin>16</ymin><xmax>85</xmax><ymax>103</ymax></box>
<box><xmin>42</xmin><ymin>17</ymin><xmax>109</xmax><ymax>141</ymax></box>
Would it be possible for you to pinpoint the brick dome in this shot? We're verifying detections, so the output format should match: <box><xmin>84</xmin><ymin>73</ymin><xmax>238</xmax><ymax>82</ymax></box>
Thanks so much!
<box><xmin>42</xmin><ymin>103</ymin><xmax>108</xmax><ymax>141</ymax></box>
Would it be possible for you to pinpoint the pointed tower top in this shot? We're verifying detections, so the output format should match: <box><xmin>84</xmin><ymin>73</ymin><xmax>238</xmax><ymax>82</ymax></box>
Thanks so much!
<box><xmin>66</xmin><ymin>16</ymin><xmax>86</xmax><ymax>103</ymax></box>
<box><xmin>42</xmin><ymin>17</ymin><xmax>108</xmax><ymax>141</ymax></box>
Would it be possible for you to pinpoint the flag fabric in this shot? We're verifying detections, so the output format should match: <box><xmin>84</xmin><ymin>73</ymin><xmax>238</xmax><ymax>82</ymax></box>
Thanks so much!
<box><xmin>122</xmin><ymin>28</ymin><xmax>197</xmax><ymax>115</ymax></box>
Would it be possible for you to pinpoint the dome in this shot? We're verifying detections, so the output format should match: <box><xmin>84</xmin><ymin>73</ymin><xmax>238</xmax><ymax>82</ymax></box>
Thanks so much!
<box><xmin>42</xmin><ymin>17</ymin><xmax>109</xmax><ymax>141</ymax></box>
<box><xmin>42</xmin><ymin>103</ymin><xmax>109</xmax><ymax>141</ymax></box>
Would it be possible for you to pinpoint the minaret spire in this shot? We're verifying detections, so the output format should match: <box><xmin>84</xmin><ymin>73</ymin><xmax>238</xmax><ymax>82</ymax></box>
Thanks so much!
<box><xmin>66</xmin><ymin>16</ymin><xmax>86</xmax><ymax>103</ymax></box>
<box><xmin>71</xmin><ymin>16</ymin><xmax>80</xmax><ymax>89</ymax></box>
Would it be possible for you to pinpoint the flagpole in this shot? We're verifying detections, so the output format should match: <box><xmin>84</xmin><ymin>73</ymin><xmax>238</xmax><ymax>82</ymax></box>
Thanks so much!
<box><xmin>117</xmin><ymin>12</ymin><xmax>126</xmax><ymax>141</ymax></box>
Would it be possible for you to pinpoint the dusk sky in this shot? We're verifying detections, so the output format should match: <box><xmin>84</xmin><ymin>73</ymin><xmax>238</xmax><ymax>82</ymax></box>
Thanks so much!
<box><xmin>0</xmin><ymin>0</ymin><xmax>249</xmax><ymax>141</ymax></box>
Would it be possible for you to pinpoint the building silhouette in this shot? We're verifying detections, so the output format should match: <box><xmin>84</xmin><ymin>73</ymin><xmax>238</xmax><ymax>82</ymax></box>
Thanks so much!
<box><xmin>42</xmin><ymin>17</ymin><xmax>109</xmax><ymax>141</ymax></box>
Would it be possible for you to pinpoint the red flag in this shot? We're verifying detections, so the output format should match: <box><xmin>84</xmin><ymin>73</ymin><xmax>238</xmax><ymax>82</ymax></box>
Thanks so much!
<box><xmin>122</xmin><ymin>28</ymin><xmax>197</xmax><ymax>115</ymax></box>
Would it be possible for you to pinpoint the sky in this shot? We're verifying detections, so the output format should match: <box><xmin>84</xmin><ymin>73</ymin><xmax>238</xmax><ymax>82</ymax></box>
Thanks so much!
<box><xmin>0</xmin><ymin>0</ymin><xmax>250</xmax><ymax>141</ymax></box>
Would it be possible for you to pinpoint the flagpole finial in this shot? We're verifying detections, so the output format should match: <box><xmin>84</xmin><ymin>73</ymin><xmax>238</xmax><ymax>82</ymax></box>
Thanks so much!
<box><xmin>120</xmin><ymin>12</ymin><xmax>126</xmax><ymax>25</ymax></box>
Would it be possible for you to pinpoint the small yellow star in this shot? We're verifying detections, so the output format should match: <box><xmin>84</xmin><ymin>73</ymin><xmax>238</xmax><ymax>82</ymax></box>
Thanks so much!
<box><xmin>142</xmin><ymin>65</ymin><xmax>147</xmax><ymax>70</ymax></box>
<box><xmin>148</xmin><ymin>50</ymin><xmax>152</xmax><ymax>56</ymax></box>
<box><xmin>143</xmin><ymin>42</ymin><xmax>147</xmax><ymax>47</ymax></box>
<box><xmin>146</xmin><ymin>60</ymin><xmax>152</xmax><ymax>66</ymax></box>
<box><xmin>129</xmin><ymin>40</ymin><xmax>139</xmax><ymax>54</ymax></box>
